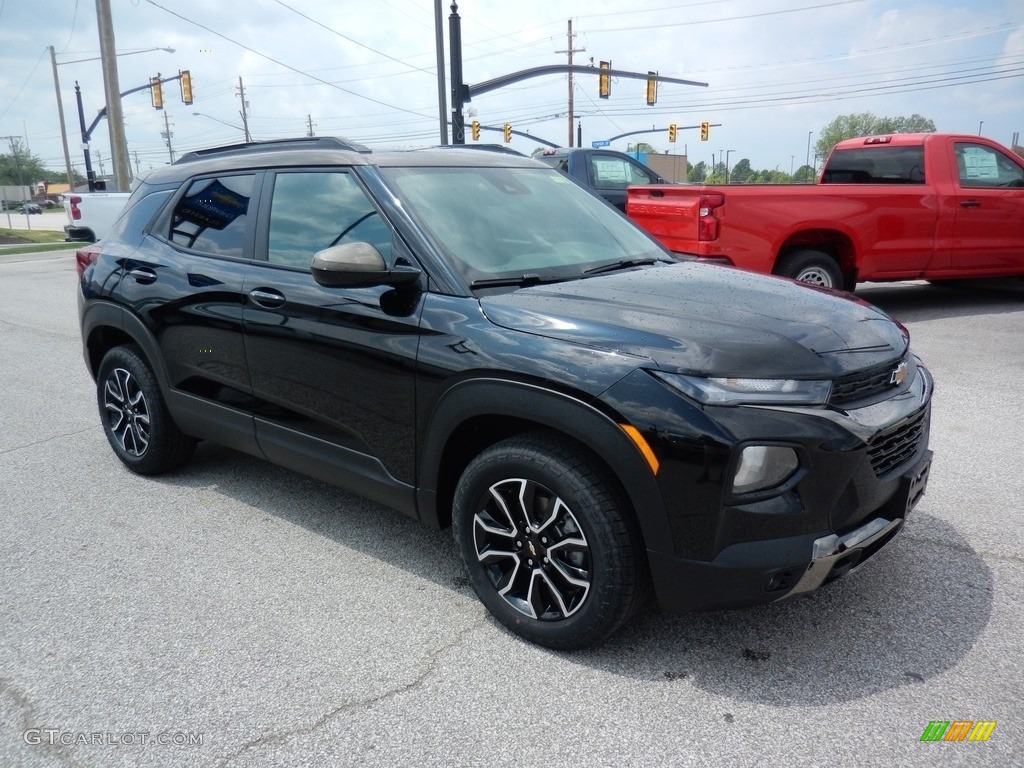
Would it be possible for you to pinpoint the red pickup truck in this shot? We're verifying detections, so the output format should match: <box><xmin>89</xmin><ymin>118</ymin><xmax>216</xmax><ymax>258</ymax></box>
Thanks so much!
<box><xmin>626</xmin><ymin>133</ymin><xmax>1024</xmax><ymax>290</ymax></box>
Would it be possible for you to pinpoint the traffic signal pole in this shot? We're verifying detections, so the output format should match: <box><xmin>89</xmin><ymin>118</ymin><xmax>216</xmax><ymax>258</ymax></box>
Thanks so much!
<box><xmin>76</xmin><ymin>73</ymin><xmax>189</xmax><ymax>191</ymax></box>
<box><xmin>449</xmin><ymin>4</ymin><xmax>467</xmax><ymax>145</ymax></box>
<box><xmin>447</xmin><ymin>3</ymin><xmax>707</xmax><ymax>146</ymax></box>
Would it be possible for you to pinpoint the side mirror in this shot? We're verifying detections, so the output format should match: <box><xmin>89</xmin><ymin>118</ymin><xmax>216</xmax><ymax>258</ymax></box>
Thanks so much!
<box><xmin>311</xmin><ymin>242</ymin><xmax>421</xmax><ymax>288</ymax></box>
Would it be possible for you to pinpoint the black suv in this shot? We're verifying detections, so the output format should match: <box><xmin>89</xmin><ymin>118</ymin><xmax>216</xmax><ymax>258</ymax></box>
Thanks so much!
<box><xmin>77</xmin><ymin>137</ymin><xmax>933</xmax><ymax>649</ymax></box>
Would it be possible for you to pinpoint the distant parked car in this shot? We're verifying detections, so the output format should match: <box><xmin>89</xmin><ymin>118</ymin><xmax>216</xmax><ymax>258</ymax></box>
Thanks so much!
<box><xmin>22</xmin><ymin>203</ymin><xmax>42</xmax><ymax>215</ymax></box>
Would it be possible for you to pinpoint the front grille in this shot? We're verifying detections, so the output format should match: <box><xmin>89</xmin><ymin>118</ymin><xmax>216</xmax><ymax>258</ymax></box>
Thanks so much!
<box><xmin>830</xmin><ymin>356</ymin><xmax>910</xmax><ymax>406</ymax></box>
<box><xmin>867</xmin><ymin>407</ymin><xmax>928</xmax><ymax>477</ymax></box>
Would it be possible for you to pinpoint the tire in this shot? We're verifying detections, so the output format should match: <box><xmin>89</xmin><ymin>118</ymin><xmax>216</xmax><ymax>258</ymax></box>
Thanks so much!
<box><xmin>775</xmin><ymin>249</ymin><xmax>843</xmax><ymax>289</ymax></box>
<box><xmin>96</xmin><ymin>345</ymin><xmax>196</xmax><ymax>475</ymax></box>
<box><xmin>452</xmin><ymin>432</ymin><xmax>647</xmax><ymax>649</ymax></box>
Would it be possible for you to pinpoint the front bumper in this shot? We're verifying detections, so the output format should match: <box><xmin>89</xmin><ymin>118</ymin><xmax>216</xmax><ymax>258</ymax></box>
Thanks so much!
<box><xmin>649</xmin><ymin>448</ymin><xmax>932</xmax><ymax>614</ymax></box>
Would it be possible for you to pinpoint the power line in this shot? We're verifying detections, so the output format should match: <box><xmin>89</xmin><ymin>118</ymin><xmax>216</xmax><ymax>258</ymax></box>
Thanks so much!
<box><xmin>142</xmin><ymin>0</ymin><xmax>436</xmax><ymax>120</ymax></box>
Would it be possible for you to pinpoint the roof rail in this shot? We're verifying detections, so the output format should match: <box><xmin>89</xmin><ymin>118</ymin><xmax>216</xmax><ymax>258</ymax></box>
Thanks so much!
<box><xmin>175</xmin><ymin>136</ymin><xmax>371</xmax><ymax>164</ymax></box>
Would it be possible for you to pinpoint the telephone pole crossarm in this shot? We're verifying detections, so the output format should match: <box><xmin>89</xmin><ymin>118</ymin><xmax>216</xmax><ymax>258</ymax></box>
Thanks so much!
<box><xmin>468</xmin><ymin>65</ymin><xmax>707</xmax><ymax>99</ymax></box>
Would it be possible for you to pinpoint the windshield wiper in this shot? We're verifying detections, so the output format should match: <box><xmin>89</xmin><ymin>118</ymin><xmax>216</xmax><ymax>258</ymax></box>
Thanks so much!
<box><xmin>469</xmin><ymin>273</ymin><xmax>571</xmax><ymax>289</ymax></box>
<box><xmin>582</xmin><ymin>257</ymin><xmax>666</xmax><ymax>276</ymax></box>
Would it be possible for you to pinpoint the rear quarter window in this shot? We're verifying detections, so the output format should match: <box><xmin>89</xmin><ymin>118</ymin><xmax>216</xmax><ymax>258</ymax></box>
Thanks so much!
<box><xmin>105</xmin><ymin>189</ymin><xmax>174</xmax><ymax>245</ymax></box>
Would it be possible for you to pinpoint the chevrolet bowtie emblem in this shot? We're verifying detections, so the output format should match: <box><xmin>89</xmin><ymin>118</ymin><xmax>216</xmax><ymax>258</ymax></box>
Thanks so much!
<box><xmin>890</xmin><ymin>360</ymin><xmax>909</xmax><ymax>387</ymax></box>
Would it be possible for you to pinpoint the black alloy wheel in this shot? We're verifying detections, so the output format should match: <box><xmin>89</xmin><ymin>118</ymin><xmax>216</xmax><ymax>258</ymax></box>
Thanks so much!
<box><xmin>453</xmin><ymin>433</ymin><xmax>647</xmax><ymax>649</ymax></box>
<box><xmin>96</xmin><ymin>345</ymin><xmax>195</xmax><ymax>475</ymax></box>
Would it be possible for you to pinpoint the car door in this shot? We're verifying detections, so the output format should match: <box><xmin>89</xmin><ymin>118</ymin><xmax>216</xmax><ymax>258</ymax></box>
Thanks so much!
<box><xmin>242</xmin><ymin>168</ymin><xmax>425</xmax><ymax>510</ymax></box>
<box><xmin>587</xmin><ymin>153</ymin><xmax>658</xmax><ymax>211</ymax></box>
<box><xmin>118</xmin><ymin>174</ymin><xmax>258</xmax><ymax>440</ymax></box>
<box><xmin>950</xmin><ymin>141</ymin><xmax>1024</xmax><ymax>273</ymax></box>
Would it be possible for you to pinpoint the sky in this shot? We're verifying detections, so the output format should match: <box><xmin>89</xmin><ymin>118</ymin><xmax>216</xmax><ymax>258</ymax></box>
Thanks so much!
<box><xmin>1</xmin><ymin>0</ymin><xmax>1022</xmax><ymax>184</ymax></box>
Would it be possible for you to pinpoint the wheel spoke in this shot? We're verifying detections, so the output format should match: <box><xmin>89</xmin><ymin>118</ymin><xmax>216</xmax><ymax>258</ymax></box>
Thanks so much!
<box><xmin>103</xmin><ymin>367</ymin><xmax>150</xmax><ymax>458</ymax></box>
<box><xmin>472</xmin><ymin>477</ymin><xmax>591</xmax><ymax>621</ymax></box>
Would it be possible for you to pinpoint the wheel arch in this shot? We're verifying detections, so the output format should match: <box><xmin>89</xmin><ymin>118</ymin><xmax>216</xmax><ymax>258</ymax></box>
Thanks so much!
<box><xmin>81</xmin><ymin>301</ymin><xmax>171</xmax><ymax>390</ymax></box>
<box><xmin>775</xmin><ymin>228</ymin><xmax>859</xmax><ymax>287</ymax></box>
<box><xmin>417</xmin><ymin>378</ymin><xmax>671</xmax><ymax>553</ymax></box>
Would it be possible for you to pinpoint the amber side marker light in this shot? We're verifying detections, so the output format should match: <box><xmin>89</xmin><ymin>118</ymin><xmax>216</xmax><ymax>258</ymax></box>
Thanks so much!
<box><xmin>620</xmin><ymin>424</ymin><xmax>660</xmax><ymax>475</ymax></box>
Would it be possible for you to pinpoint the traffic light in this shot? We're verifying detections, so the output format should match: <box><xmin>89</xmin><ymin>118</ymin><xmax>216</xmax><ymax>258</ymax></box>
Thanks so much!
<box><xmin>471</xmin><ymin>120</ymin><xmax>480</xmax><ymax>141</ymax></box>
<box><xmin>646</xmin><ymin>71</ymin><xmax>657</xmax><ymax>106</ymax></box>
<box><xmin>700</xmin><ymin>121</ymin><xmax>710</xmax><ymax>141</ymax></box>
<box><xmin>179</xmin><ymin>70</ymin><xmax>193</xmax><ymax>105</ymax></box>
<box><xmin>599</xmin><ymin>60</ymin><xmax>611</xmax><ymax>99</ymax></box>
<box><xmin>503</xmin><ymin>123</ymin><xmax>512</xmax><ymax>143</ymax></box>
<box><xmin>668</xmin><ymin>123</ymin><xmax>678</xmax><ymax>143</ymax></box>
<box><xmin>150</xmin><ymin>76</ymin><xmax>163</xmax><ymax>110</ymax></box>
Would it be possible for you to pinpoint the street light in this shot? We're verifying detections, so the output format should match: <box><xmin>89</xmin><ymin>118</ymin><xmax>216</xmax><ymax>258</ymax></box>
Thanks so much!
<box><xmin>192</xmin><ymin>112</ymin><xmax>246</xmax><ymax>136</ymax></box>
<box><xmin>51</xmin><ymin>46</ymin><xmax>174</xmax><ymax>190</ymax></box>
<box><xmin>806</xmin><ymin>131</ymin><xmax>813</xmax><ymax>182</ymax></box>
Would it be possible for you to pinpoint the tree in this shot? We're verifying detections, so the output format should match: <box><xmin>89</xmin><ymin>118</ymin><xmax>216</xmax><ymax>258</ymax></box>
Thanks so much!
<box><xmin>793</xmin><ymin>164</ymin><xmax>816</xmax><ymax>184</ymax></box>
<box><xmin>690</xmin><ymin>160</ymin><xmax>707</xmax><ymax>182</ymax></box>
<box><xmin>0</xmin><ymin>138</ymin><xmax>52</xmax><ymax>186</ymax></box>
<box><xmin>815</xmin><ymin>113</ymin><xmax>936</xmax><ymax>162</ymax></box>
<box><xmin>729</xmin><ymin>158</ymin><xmax>752</xmax><ymax>182</ymax></box>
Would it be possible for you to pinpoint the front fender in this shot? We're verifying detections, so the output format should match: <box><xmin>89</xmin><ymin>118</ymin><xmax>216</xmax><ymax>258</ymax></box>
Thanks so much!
<box><xmin>416</xmin><ymin>377</ymin><xmax>672</xmax><ymax>554</ymax></box>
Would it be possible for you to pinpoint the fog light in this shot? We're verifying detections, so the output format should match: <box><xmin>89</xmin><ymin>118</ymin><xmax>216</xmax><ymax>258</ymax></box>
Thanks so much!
<box><xmin>732</xmin><ymin>445</ymin><xmax>799</xmax><ymax>494</ymax></box>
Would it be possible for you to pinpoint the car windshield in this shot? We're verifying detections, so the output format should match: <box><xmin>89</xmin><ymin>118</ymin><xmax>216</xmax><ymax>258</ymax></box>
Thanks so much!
<box><xmin>378</xmin><ymin>165</ymin><xmax>669</xmax><ymax>287</ymax></box>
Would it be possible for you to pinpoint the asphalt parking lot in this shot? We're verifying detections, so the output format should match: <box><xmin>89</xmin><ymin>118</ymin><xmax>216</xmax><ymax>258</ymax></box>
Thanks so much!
<box><xmin>1</xmin><ymin>249</ymin><xmax>1022</xmax><ymax>767</ymax></box>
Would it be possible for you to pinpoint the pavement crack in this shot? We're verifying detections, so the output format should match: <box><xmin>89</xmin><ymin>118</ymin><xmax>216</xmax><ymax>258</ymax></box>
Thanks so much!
<box><xmin>902</xmin><ymin>531</ymin><xmax>1024</xmax><ymax>566</ymax></box>
<box><xmin>0</xmin><ymin>427</ymin><xmax>96</xmax><ymax>456</ymax></box>
<box><xmin>0</xmin><ymin>677</ymin><xmax>89</xmax><ymax>768</ymax></box>
<box><xmin>214</xmin><ymin>620</ymin><xmax>484</xmax><ymax>767</ymax></box>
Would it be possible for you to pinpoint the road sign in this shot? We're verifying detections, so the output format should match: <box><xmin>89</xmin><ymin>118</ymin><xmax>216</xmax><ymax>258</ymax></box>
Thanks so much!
<box><xmin>592</xmin><ymin>140</ymin><xmax>610</xmax><ymax>148</ymax></box>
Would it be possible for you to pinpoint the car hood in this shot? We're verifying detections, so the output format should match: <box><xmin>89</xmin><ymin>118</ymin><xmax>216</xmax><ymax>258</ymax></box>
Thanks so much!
<box><xmin>479</xmin><ymin>262</ymin><xmax>908</xmax><ymax>377</ymax></box>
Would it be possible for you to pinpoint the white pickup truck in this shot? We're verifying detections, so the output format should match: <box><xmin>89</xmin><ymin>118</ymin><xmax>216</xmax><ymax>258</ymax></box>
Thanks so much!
<box><xmin>63</xmin><ymin>192</ymin><xmax>131</xmax><ymax>242</ymax></box>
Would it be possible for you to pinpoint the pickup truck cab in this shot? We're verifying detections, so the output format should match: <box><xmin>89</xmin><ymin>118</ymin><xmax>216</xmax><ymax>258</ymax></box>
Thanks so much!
<box><xmin>536</xmin><ymin>148</ymin><xmax>667</xmax><ymax>211</ymax></box>
<box><xmin>627</xmin><ymin>133</ymin><xmax>1024</xmax><ymax>290</ymax></box>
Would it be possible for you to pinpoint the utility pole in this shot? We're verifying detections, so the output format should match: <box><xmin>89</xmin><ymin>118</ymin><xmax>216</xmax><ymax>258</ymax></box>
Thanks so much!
<box><xmin>161</xmin><ymin>112</ymin><xmax>175</xmax><ymax>162</ymax></box>
<box><xmin>96</xmin><ymin>0</ymin><xmax>131</xmax><ymax>191</ymax></box>
<box><xmin>237</xmin><ymin>77</ymin><xmax>252</xmax><ymax>142</ymax></box>
<box><xmin>96</xmin><ymin>149</ymin><xmax>106</xmax><ymax>179</ymax></box>
<box><xmin>133</xmin><ymin>150</ymin><xmax>141</xmax><ymax>176</ymax></box>
<box><xmin>434</xmin><ymin>0</ymin><xmax>448</xmax><ymax>145</ymax></box>
<box><xmin>306</xmin><ymin>114</ymin><xmax>315</xmax><ymax>137</ymax></box>
<box><xmin>556</xmin><ymin>20</ymin><xmax>585</xmax><ymax>147</ymax></box>
<box><xmin>49</xmin><ymin>46</ymin><xmax>76</xmax><ymax>190</ymax></box>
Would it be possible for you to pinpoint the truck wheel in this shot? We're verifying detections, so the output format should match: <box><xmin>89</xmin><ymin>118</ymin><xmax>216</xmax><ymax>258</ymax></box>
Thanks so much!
<box><xmin>775</xmin><ymin>250</ymin><xmax>843</xmax><ymax>289</ymax></box>
<box><xmin>96</xmin><ymin>345</ymin><xmax>196</xmax><ymax>475</ymax></box>
<box><xmin>452</xmin><ymin>433</ymin><xmax>647</xmax><ymax>650</ymax></box>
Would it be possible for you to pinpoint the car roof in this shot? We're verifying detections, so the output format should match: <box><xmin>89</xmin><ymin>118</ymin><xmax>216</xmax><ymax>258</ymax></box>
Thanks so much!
<box><xmin>140</xmin><ymin>137</ymin><xmax>542</xmax><ymax>186</ymax></box>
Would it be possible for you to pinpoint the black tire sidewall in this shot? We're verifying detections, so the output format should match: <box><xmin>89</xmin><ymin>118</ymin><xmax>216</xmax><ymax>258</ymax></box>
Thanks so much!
<box><xmin>453</xmin><ymin>435</ymin><xmax>639</xmax><ymax>650</ymax></box>
<box><xmin>96</xmin><ymin>345</ymin><xmax>193</xmax><ymax>475</ymax></box>
<box><xmin>777</xmin><ymin>249</ymin><xmax>843</xmax><ymax>289</ymax></box>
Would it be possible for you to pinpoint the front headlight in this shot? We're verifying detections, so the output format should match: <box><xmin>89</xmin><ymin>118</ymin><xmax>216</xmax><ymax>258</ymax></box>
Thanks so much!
<box><xmin>653</xmin><ymin>371</ymin><xmax>831</xmax><ymax>406</ymax></box>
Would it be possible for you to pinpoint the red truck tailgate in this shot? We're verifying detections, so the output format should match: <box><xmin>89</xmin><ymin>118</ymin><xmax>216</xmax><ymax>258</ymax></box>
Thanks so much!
<box><xmin>627</xmin><ymin>186</ymin><xmax>704</xmax><ymax>254</ymax></box>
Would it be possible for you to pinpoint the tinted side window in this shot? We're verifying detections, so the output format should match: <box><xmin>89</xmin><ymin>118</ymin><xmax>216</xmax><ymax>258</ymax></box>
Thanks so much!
<box><xmin>169</xmin><ymin>174</ymin><xmax>254</xmax><ymax>256</ymax></box>
<box><xmin>266</xmin><ymin>171</ymin><xmax>392</xmax><ymax>268</ymax></box>
<box><xmin>954</xmin><ymin>143</ymin><xmax>1024</xmax><ymax>188</ymax></box>
<box><xmin>106</xmin><ymin>188</ymin><xmax>173</xmax><ymax>245</ymax></box>
<box><xmin>590</xmin><ymin>156</ymin><xmax>654</xmax><ymax>189</ymax></box>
